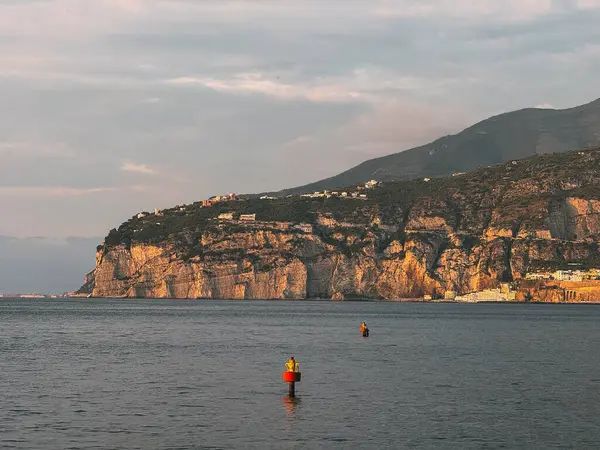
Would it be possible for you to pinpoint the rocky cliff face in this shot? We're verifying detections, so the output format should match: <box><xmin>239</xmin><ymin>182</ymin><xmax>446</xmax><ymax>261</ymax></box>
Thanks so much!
<box><xmin>80</xmin><ymin>148</ymin><xmax>600</xmax><ymax>300</ymax></box>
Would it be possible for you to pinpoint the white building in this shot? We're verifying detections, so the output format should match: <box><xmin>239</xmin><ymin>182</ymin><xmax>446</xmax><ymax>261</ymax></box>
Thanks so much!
<box><xmin>294</xmin><ymin>223</ymin><xmax>313</xmax><ymax>233</ymax></box>
<box><xmin>553</xmin><ymin>270</ymin><xmax>583</xmax><ymax>282</ymax></box>
<box><xmin>240</xmin><ymin>214</ymin><xmax>256</xmax><ymax>221</ymax></box>
<box><xmin>525</xmin><ymin>272</ymin><xmax>553</xmax><ymax>280</ymax></box>
<box><xmin>455</xmin><ymin>287</ymin><xmax>516</xmax><ymax>302</ymax></box>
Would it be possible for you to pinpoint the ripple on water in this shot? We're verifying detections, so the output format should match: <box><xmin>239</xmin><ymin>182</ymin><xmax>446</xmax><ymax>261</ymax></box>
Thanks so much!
<box><xmin>2</xmin><ymin>299</ymin><xmax>600</xmax><ymax>449</ymax></box>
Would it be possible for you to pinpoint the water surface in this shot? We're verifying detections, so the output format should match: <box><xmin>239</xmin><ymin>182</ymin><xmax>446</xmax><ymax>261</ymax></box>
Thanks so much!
<box><xmin>1</xmin><ymin>299</ymin><xmax>599</xmax><ymax>449</ymax></box>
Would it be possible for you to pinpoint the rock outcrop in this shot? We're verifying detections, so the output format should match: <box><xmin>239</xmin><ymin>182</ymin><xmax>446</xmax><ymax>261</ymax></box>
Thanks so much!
<box><xmin>79</xmin><ymin>147</ymin><xmax>600</xmax><ymax>300</ymax></box>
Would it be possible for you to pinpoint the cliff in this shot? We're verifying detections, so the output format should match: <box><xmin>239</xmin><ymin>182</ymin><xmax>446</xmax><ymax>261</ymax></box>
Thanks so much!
<box><xmin>80</xmin><ymin>147</ymin><xmax>600</xmax><ymax>300</ymax></box>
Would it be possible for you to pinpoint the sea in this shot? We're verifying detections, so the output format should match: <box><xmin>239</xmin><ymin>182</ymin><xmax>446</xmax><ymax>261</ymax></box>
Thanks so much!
<box><xmin>1</xmin><ymin>298</ymin><xmax>600</xmax><ymax>449</ymax></box>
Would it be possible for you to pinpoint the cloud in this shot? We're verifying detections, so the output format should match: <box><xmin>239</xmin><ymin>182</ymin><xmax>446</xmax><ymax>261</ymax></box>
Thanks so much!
<box><xmin>168</xmin><ymin>74</ymin><xmax>366</xmax><ymax>102</ymax></box>
<box><xmin>0</xmin><ymin>187</ymin><xmax>117</xmax><ymax>197</ymax></box>
<box><xmin>0</xmin><ymin>141</ymin><xmax>75</xmax><ymax>158</ymax></box>
<box><xmin>121</xmin><ymin>161</ymin><xmax>157</xmax><ymax>174</ymax></box>
<box><xmin>577</xmin><ymin>0</ymin><xmax>600</xmax><ymax>9</ymax></box>
<box><xmin>334</xmin><ymin>100</ymin><xmax>472</xmax><ymax>152</ymax></box>
<box><xmin>374</xmin><ymin>0</ymin><xmax>554</xmax><ymax>21</ymax></box>
<box><xmin>167</xmin><ymin>69</ymin><xmax>444</xmax><ymax>103</ymax></box>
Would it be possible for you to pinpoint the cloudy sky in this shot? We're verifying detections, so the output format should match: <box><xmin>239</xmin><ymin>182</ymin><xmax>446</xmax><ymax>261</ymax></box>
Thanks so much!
<box><xmin>0</xmin><ymin>0</ymin><xmax>599</xmax><ymax>291</ymax></box>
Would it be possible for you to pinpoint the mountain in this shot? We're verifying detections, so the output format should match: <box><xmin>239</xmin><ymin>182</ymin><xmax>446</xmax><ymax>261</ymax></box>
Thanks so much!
<box><xmin>271</xmin><ymin>98</ymin><xmax>600</xmax><ymax>196</ymax></box>
<box><xmin>80</xmin><ymin>146</ymin><xmax>600</xmax><ymax>302</ymax></box>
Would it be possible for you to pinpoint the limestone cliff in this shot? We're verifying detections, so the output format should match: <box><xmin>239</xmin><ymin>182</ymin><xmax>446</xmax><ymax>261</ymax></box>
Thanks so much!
<box><xmin>79</xmin><ymin>147</ymin><xmax>600</xmax><ymax>300</ymax></box>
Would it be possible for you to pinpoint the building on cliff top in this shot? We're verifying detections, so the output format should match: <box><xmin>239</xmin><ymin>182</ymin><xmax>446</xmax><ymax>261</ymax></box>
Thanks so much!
<box><xmin>294</xmin><ymin>223</ymin><xmax>313</xmax><ymax>233</ymax></box>
<box><xmin>205</xmin><ymin>193</ymin><xmax>238</xmax><ymax>206</ymax></box>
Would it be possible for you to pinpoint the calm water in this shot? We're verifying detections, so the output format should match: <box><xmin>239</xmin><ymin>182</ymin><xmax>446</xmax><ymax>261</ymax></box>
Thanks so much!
<box><xmin>1</xmin><ymin>299</ymin><xmax>600</xmax><ymax>449</ymax></box>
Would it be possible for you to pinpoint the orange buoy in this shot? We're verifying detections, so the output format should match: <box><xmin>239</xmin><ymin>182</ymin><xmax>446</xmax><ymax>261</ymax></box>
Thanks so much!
<box><xmin>282</xmin><ymin>371</ymin><xmax>301</xmax><ymax>383</ymax></box>
<box><xmin>283</xmin><ymin>356</ymin><xmax>301</xmax><ymax>397</ymax></box>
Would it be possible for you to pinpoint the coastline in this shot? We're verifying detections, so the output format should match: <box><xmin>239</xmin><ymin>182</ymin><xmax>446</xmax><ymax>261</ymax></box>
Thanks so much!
<box><xmin>7</xmin><ymin>296</ymin><xmax>599</xmax><ymax>305</ymax></box>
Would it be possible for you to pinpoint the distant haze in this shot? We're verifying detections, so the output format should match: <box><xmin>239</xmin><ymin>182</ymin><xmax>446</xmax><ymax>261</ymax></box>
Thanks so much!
<box><xmin>0</xmin><ymin>237</ymin><xmax>99</xmax><ymax>294</ymax></box>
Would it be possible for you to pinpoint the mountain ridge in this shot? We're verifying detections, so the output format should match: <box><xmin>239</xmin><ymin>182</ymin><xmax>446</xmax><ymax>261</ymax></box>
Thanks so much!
<box><xmin>266</xmin><ymin>97</ymin><xmax>600</xmax><ymax>197</ymax></box>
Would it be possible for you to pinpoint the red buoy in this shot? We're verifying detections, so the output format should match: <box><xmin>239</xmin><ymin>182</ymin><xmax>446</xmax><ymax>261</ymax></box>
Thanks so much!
<box><xmin>282</xmin><ymin>371</ymin><xmax>301</xmax><ymax>383</ymax></box>
<box><xmin>283</xmin><ymin>357</ymin><xmax>301</xmax><ymax>397</ymax></box>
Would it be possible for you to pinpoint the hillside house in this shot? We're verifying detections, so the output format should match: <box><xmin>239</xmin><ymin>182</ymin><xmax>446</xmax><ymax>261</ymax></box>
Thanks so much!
<box><xmin>294</xmin><ymin>223</ymin><xmax>313</xmax><ymax>233</ymax></box>
<box><xmin>240</xmin><ymin>213</ymin><xmax>256</xmax><ymax>221</ymax></box>
<box><xmin>218</xmin><ymin>213</ymin><xmax>234</xmax><ymax>220</ymax></box>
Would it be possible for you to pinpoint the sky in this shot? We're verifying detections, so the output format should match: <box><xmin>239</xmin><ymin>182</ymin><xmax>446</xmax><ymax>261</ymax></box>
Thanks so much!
<box><xmin>0</xmin><ymin>0</ymin><xmax>599</xmax><ymax>292</ymax></box>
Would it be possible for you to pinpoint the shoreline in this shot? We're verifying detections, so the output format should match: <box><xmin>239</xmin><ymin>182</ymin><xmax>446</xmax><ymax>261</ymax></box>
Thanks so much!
<box><xmin>4</xmin><ymin>296</ymin><xmax>600</xmax><ymax>305</ymax></box>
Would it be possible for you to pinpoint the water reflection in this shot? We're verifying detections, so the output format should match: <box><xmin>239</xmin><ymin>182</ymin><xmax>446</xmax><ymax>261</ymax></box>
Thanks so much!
<box><xmin>281</xmin><ymin>396</ymin><xmax>301</xmax><ymax>417</ymax></box>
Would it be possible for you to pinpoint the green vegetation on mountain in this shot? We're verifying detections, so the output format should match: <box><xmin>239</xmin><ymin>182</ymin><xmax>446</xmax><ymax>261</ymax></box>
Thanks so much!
<box><xmin>107</xmin><ymin>146</ymin><xmax>600</xmax><ymax>250</ymax></box>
